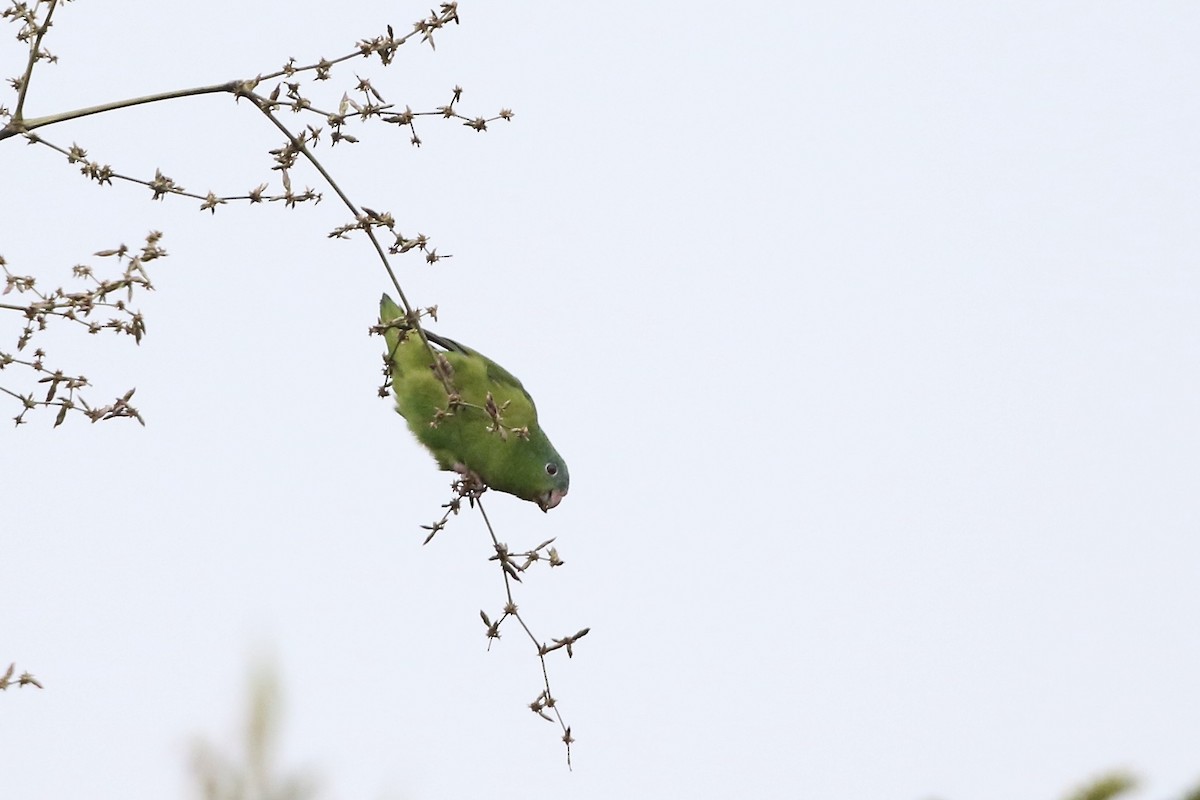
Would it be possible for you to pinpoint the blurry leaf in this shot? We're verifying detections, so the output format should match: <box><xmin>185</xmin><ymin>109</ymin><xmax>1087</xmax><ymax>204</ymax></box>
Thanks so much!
<box><xmin>1063</xmin><ymin>772</ymin><xmax>1137</xmax><ymax>800</ymax></box>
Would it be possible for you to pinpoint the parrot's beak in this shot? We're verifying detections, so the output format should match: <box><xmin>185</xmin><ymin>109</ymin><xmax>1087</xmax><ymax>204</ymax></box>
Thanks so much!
<box><xmin>538</xmin><ymin>487</ymin><xmax>567</xmax><ymax>512</ymax></box>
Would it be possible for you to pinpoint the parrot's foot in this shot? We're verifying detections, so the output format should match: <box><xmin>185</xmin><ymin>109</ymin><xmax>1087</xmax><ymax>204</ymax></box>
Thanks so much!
<box><xmin>452</xmin><ymin>462</ymin><xmax>481</xmax><ymax>481</ymax></box>
<box><xmin>451</xmin><ymin>464</ymin><xmax>487</xmax><ymax>498</ymax></box>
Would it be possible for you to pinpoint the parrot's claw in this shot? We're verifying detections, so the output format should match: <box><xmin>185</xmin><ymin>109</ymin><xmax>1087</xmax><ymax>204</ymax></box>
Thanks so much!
<box><xmin>452</xmin><ymin>464</ymin><xmax>486</xmax><ymax>493</ymax></box>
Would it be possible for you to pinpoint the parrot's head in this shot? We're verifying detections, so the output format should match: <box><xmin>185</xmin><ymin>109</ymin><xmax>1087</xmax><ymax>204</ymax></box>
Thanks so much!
<box><xmin>493</xmin><ymin>431</ymin><xmax>569</xmax><ymax>513</ymax></box>
<box><xmin>535</xmin><ymin>455</ymin><xmax>570</xmax><ymax>512</ymax></box>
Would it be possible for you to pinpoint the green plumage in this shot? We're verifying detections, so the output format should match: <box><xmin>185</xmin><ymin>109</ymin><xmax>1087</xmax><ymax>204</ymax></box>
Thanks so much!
<box><xmin>379</xmin><ymin>293</ymin><xmax>569</xmax><ymax>511</ymax></box>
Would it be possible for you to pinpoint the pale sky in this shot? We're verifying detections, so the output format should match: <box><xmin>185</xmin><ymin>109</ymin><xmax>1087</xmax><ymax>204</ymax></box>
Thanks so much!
<box><xmin>4</xmin><ymin>2</ymin><xmax>1200</xmax><ymax>799</ymax></box>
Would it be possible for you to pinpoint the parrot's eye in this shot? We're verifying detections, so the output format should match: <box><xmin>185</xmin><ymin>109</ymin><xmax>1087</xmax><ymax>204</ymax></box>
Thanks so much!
<box><xmin>545</xmin><ymin>462</ymin><xmax>558</xmax><ymax>477</ymax></box>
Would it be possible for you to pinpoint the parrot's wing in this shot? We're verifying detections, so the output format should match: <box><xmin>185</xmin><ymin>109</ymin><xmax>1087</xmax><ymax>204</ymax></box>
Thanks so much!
<box><xmin>422</xmin><ymin>330</ymin><xmax>463</xmax><ymax>353</ymax></box>
<box><xmin>424</xmin><ymin>330</ymin><xmax>532</xmax><ymax>402</ymax></box>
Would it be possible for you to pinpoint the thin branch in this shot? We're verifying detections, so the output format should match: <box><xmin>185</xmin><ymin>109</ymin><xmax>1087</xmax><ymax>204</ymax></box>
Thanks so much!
<box><xmin>12</xmin><ymin>0</ymin><xmax>59</xmax><ymax>120</ymax></box>
<box><xmin>476</xmin><ymin>496</ymin><xmax>585</xmax><ymax>767</ymax></box>
<box><xmin>2</xmin><ymin>81</ymin><xmax>244</xmax><ymax>141</ymax></box>
<box><xmin>241</xmin><ymin>89</ymin><xmax>461</xmax><ymax>394</ymax></box>
<box><xmin>242</xmin><ymin>91</ymin><xmax>412</xmax><ymax>305</ymax></box>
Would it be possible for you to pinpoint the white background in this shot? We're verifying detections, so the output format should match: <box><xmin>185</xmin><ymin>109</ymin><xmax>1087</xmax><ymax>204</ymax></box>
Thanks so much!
<box><xmin>3</xmin><ymin>2</ymin><xmax>1199</xmax><ymax>798</ymax></box>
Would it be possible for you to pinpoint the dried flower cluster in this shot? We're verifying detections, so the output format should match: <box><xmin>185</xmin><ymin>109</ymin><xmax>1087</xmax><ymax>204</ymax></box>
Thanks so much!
<box><xmin>0</xmin><ymin>662</ymin><xmax>42</xmax><ymax>690</ymax></box>
<box><xmin>1</xmin><ymin>232</ymin><xmax>162</xmax><ymax>426</ymax></box>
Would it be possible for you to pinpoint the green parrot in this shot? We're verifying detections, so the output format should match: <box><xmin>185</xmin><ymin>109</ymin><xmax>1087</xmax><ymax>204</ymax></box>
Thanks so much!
<box><xmin>379</xmin><ymin>293</ymin><xmax>569</xmax><ymax>511</ymax></box>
